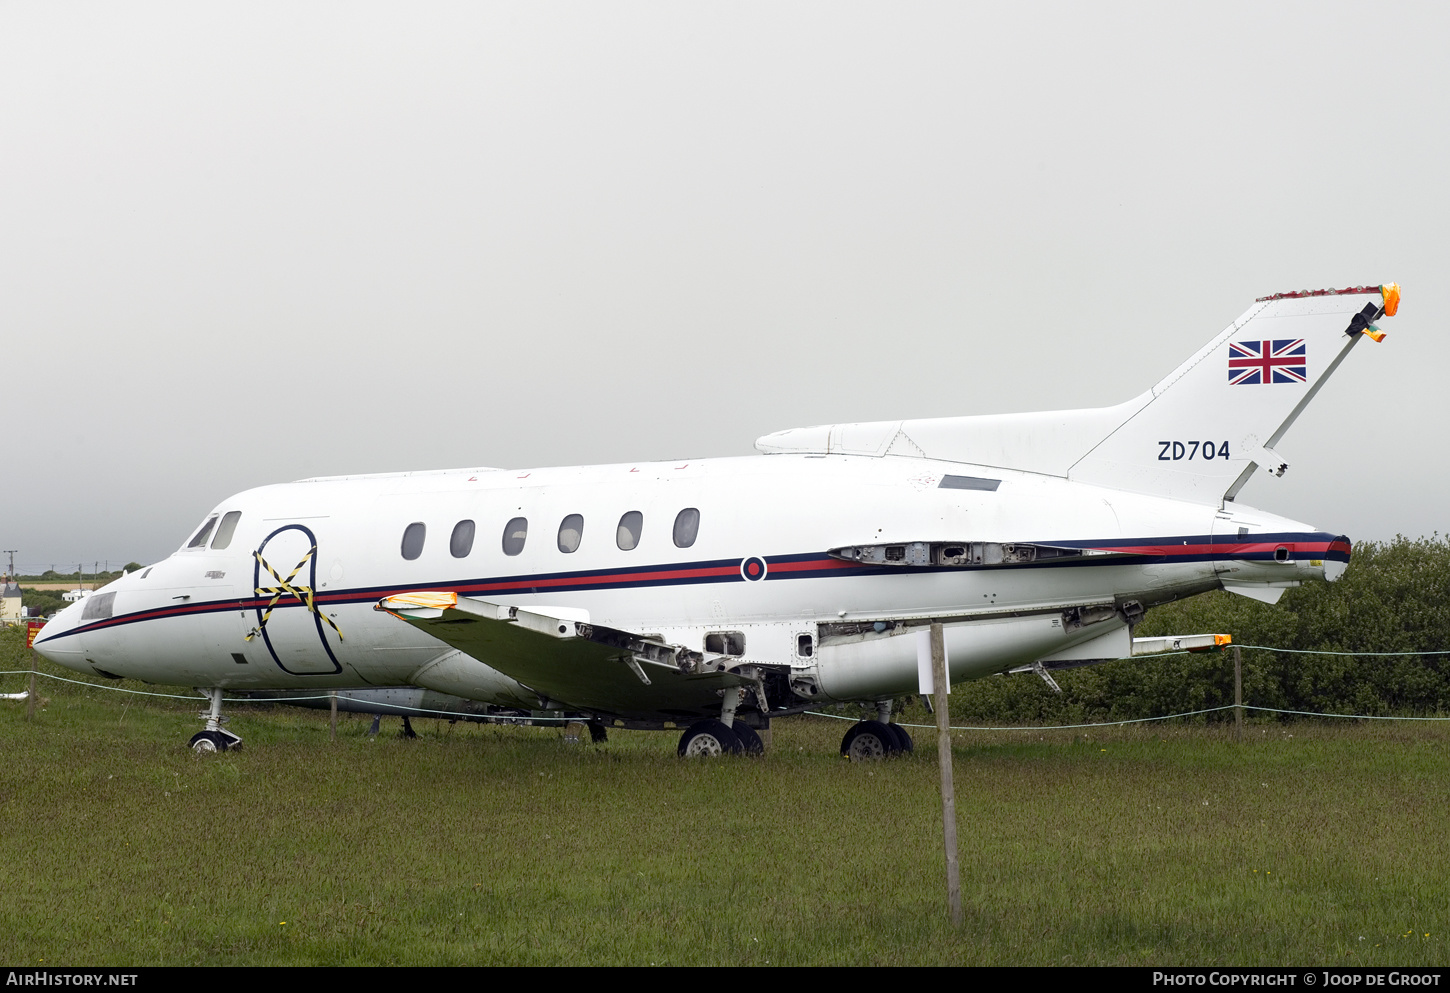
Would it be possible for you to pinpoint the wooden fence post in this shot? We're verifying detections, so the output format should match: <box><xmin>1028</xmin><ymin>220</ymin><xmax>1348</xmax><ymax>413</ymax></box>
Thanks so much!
<box><xmin>930</xmin><ymin>622</ymin><xmax>962</xmax><ymax>927</ymax></box>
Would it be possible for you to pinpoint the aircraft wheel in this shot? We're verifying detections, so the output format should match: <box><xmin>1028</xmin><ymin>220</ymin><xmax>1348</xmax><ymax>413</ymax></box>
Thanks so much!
<box><xmin>886</xmin><ymin>723</ymin><xmax>914</xmax><ymax>753</ymax></box>
<box><xmin>188</xmin><ymin>731</ymin><xmax>228</xmax><ymax>754</ymax></box>
<box><xmin>732</xmin><ymin>723</ymin><xmax>765</xmax><ymax>756</ymax></box>
<box><xmin>840</xmin><ymin>720</ymin><xmax>898</xmax><ymax>761</ymax></box>
<box><xmin>678</xmin><ymin>720</ymin><xmax>743</xmax><ymax>758</ymax></box>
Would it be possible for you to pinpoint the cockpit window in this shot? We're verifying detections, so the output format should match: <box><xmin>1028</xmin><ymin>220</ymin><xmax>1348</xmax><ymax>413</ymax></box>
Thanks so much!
<box><xmin>210</xmin><ymin>511</ymin><xmax>243</xmax><ymax>550</ymax></box>
<box><xmin>81</xmin><ymin>592</ymin><xmax>116</xmax><ymax>621</ymax></box>
<box><xmin>186</xmin><ymin>516</ymin><xmax>218</xmax><ymax>549</ymax></box>
<box><xmin>401</xmin><ymin>522</ymin><xmax>426</xmax><ymax>560</ymax></box>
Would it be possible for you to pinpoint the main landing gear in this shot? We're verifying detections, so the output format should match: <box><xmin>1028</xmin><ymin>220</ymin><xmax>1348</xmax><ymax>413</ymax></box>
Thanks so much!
<box><xmin>840</xmin><ymin>700</ymin><xmax>913</xmax><ymax>761</ymax></box>
<box><xmin>677</xmin><ymin>685</ymin><xmax>766</xmax><ymax>757</ymax></box>
<box><xmin>677</xmin><ymin>719</ymin><xmax>742</xmax><ymax>757</ymax></box>
<box><xmin>189</xmin><ymin>688</ymin><xmax>242</xmax><ymax>754</ymax></box>
<box><xmin>676</xmin><ymin>719</ymin><xmax>766</xmax><ymax>757</ymax></box>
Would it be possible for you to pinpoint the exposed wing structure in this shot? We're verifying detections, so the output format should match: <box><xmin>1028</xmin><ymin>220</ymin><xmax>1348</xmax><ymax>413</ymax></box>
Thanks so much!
<box><xmin>829</xmin><ymin>540</ymin><xmax>1151</xmax><ymax>568</ymax></box>
<box><xmin>377</xmin><ymin>592</ymin><xmax>753</xmax><ymax>721</ymax></box>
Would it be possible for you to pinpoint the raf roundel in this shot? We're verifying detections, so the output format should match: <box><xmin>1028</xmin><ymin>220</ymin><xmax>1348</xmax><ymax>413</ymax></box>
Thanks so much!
<box><xmin>740</xmin><ymin>556</ymin><xmax>768</xmax><ymax>582</ymax></box>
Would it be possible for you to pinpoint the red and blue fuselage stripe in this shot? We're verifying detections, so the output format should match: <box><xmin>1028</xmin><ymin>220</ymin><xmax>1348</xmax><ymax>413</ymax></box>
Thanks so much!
<box><xmin>40</xmin><ymin>531</ymin><xmax>1350</xmax><ymax>644</ymax></box>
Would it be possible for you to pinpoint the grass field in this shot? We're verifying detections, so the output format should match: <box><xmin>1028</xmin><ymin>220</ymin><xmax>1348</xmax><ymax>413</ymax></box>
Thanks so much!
<box><xmin>2</xmin><ymin>658</ymin><xmax>1448</xmax><ymax>966</ymax></box>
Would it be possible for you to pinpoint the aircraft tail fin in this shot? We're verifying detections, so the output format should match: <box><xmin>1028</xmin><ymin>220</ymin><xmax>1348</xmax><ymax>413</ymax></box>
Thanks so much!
<box><xmin>1066</xmin><ymin>284</ymin><xmax>1397</xmax><ymax>503</ymax></box>
<box><xmin>755</xmin><ymin>284</ymin><xmax>1398</xmax><ymax>505</ymax></box>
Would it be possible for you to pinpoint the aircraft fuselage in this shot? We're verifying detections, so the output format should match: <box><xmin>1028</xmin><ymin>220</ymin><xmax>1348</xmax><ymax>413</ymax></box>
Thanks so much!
<box><xmin>35</xmin><ymin>452</ymin><xmax>1347</xmax><ymax>720</ymax></box>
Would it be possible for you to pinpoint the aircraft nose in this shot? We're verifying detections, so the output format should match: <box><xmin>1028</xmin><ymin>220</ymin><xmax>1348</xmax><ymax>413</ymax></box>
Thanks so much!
<box><xmin>31</xmin><ymin>599</ymin><xmax>92</xmax><ymax>673</ymax></box>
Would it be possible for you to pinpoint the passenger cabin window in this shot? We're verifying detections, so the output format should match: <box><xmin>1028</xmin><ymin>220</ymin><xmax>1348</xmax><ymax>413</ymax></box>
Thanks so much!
<box><xmin>210</xmin><ymin>511</ymin><xmax>242</xmax><ymax>550</ymax></box>
<box><xmin>450</xmin><ymin>520</ymin><xmax>475</xmax><ymax>558</ymax></box>
<box><xmin>616</xmin><ymin>511</ymin><xmax>643</xmax><ymax>551</ymax></box>
<box><xmin>673</xmin><ymin>508</ymin><xmax>700</xmax><ymax>548</ymax></box>
<box><xmin>558</xmin><ymin>514</ymin><xmax>584</xmax><ymax>553</ymax></box>
<box><xmin>502</xmin><ymin>517</ymin><xmax>528</xmax><ymax>556</ymax></box>
<box><xmin>186</xmin><ymin>516</ymin><xmax>218</xmax><ymax>549</ymax></box>
<box><xmin>401</xmin><ymin>522</ymin><xmax>426</xmax><ymax>560</ymax></box>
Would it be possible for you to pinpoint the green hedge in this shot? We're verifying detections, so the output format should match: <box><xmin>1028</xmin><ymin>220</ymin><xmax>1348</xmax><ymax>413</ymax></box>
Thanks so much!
<box><xmin>942</xmin><ymin>535</ymin><xmax>1450</xmax><ymax>724</ymax></box>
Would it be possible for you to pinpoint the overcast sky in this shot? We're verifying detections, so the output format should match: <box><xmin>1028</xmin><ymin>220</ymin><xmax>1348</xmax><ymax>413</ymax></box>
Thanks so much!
<box><xmin>2</xmin><ymin>2</ymin><xmax>1445</xmax><ymax>573</ymax></box>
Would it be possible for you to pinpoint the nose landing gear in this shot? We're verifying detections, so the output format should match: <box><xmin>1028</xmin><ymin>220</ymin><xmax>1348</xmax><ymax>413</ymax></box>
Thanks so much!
<box><xmin>189</xmin><ymin>688</ymin><xmax>242</xmax><ymax>753</ymax></box>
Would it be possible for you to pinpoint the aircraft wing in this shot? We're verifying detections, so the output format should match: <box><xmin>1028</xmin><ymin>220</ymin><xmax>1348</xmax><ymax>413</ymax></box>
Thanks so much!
<box><xmin>376</xmin><ymin>592</ymin><xmax>752</xmax><ymax>721</ymax></box>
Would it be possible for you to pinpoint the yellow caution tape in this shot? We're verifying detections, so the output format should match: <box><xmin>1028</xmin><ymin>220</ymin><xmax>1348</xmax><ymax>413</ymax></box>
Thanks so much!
<box><xmin>246</xmin><ymin>545</ymin><xmax>344</xmax><ymax>642</ymax></box>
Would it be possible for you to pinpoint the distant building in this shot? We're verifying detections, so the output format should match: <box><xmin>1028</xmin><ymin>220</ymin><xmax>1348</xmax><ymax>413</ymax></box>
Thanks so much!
<box><xmin>1</xmin><ymin>582</ymin><xmax>21</xmax><ymax>624</ymax></box>
<box><xmin>61</xmin><ymin>589</ymin><xmax>91</xmax><ymax>603</ymax></box>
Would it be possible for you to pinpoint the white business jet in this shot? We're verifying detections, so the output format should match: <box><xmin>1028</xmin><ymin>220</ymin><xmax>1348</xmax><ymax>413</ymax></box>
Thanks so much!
<box><xmin>34</xmin><ymin>284</ymin><xmax>1399</xmax><ymax>756</ymax></box>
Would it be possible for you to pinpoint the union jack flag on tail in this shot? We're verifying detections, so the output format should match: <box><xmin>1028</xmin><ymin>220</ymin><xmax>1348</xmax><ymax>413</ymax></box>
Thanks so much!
<box><xmin>1228</xmin><ymin>339</ymin><xmax>1307</xmax><ymax>386</ymax></box>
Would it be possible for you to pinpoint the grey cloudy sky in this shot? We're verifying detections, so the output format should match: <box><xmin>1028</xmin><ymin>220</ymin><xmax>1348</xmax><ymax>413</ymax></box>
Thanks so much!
<box><xmin>2</xmin><ymin>2</ymin><xmax>1445</xmax><ymax>573</ymax></box>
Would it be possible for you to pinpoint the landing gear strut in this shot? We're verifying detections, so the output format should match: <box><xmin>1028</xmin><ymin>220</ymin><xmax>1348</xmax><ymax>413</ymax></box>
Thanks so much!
<box><xmin>365</xmin><ymin>714</ymin><xmax>421</xmax><ymax>739</ymax></box>
<box><xmin>189</xmin><ymin>688</ymin><xmax>242</xmax><ymax>754</ymax></box>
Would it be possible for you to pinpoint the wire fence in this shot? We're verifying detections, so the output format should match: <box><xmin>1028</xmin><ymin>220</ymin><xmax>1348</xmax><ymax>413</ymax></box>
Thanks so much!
<box><xmin>811</xmin><ymin>703</ymin><xmax>1450</xmax><ymax>732</ymax></box>
<box><xmin>7</xmin><ymin>639</ymin><xmax>1450</xmax><ymax>731</ymax></box>
<box><xmin>0</xmin><ymin>669</ymin><xmax>578</xmax><ymax>723</ymax></box>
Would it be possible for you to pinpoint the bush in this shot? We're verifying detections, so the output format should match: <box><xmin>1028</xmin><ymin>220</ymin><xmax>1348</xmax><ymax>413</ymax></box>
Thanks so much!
<box><xmin>944</xmin><ymin>535</ymin><xmax>1450</xmax><ymax>724</ymax></box>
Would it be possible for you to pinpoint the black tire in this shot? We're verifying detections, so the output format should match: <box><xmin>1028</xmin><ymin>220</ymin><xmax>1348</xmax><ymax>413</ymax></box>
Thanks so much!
<box><xmin>886</xmin><ymin>722</ymin><xmax>914</xmax><ymax>753</ymax></box>
<box><xmin>677</xmin><ymin>719</ymin><xmax>743</xmax><ymax>757</ymax></box>
<box><xmin>732</xmin><ymin>722</ymin><xmax>765</xmax><ymax>755</ymax></box>
<box><xmin>840</xmin><ymin>720</ymin><xmax>898</xmax><ymax>761</ymax></box>
<box><xmin>188</xmin><ymin>731</ymin><xmax>229</xmax><ymax>754</ymax></box>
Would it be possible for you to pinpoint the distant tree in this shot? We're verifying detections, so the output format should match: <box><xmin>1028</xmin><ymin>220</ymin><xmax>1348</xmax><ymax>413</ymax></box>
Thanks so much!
<box><xmin>123</xmin><ymin>562</ymin><xmax>143</xmax><ymax>573</ymax></box>
<box><xmin>21</xmin><ymin>589</ymin><xmax>67</xmax><ymax>616</ymax></box>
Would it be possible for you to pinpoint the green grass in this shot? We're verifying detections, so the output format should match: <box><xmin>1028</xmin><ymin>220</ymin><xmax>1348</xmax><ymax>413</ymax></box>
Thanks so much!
<box><xmin>1</xmin><ymin>657</ymin><xmax>1448</xmax><ymax>966</ymax></box>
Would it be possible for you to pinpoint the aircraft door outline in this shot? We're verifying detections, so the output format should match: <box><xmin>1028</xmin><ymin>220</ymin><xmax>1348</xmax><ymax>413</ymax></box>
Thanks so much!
<box><xmin>249</xmin><ymin>523</ymin><xmax>344</xmax><ymax>675</ymax></box>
